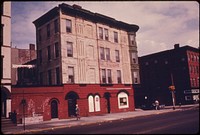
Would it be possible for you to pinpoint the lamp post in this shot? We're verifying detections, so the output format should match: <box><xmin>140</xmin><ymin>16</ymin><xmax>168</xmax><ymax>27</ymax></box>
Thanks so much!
<box><xmin>21</xmin><ymin>90</ymin><xmax>26</xmax><ymax>131</ymax></box>
<box><xmin>169</xmin><ymin>73</ymin><xmax>176</xmax><ymax>110</ymax></box>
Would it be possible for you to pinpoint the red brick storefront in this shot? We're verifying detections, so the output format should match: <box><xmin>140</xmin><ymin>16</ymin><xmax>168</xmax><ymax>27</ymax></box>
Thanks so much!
<box><xmin>11</xmin><ymin>84</ymin><xmax>135</xmax><ymax>124</ymax></box>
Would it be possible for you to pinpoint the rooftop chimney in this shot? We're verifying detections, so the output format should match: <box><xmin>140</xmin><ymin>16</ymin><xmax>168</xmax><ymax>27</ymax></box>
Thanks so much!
<box><xmin>174</xmin><ymin>44</ymin><xmax>180</xmax><ymax>49</ymax></box>
<box><xmin>29</xmin><ymin>44</ymin><xmax>35</xmax><ymax>50</ymax></box>
<box><xmin>73</xmin><ymin>4</ymin><xmax>82</xmax><ymax>9</ymax></box>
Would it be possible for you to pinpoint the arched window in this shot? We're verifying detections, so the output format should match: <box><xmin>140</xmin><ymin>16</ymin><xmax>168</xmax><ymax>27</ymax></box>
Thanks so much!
<box><xmin>118</xmin><ymin>92</ymin><xmax>129</xmax><ymax>109</ymax></box>
<box><xmin>88</xmin><ymin>95</ymin><xmax>94</xmax><ymax>112</ymax></box>
<box><xmin>94</xmin><ymin>95</ymin><xmax>100</xmax><ymax>112</ymax></box>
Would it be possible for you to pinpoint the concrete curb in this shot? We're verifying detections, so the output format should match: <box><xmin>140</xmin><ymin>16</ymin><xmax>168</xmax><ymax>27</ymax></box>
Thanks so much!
<box><xmin>3</xmin><ymin>104</ymin><xmax>199</xmax><ymax>134</ymax></box>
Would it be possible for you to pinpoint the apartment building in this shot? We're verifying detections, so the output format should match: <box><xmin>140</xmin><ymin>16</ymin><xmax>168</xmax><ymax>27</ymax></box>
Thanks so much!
<box><xmin>33</xmin><ymin>4</ymin><xmax>139</xmax><ymax>86</ymax></box>
<box><xmin>11</xmin><ymin>3</ymin><xmax>139</xmax><ymax>123</ymax></box>
<box><xmin>1</xmin><ymin>1</ymin><xmax>11</xmax><ymax>118</ymax></box>
<box><xmin>137</xmin><ymin>44</ymin><xmax>199</xmax><ymax>106</ymax></box>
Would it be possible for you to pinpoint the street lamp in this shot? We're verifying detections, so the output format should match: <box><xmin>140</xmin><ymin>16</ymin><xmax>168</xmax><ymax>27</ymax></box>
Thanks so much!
<box><xmin>169</xmin><ymin>73</ymin><xmax>176</xmax><ymax>110</ymax></box>
<box><xmin>21</xmin><ymin>91</ymin><xmax>26</xmax><ymax>131</ymax></box>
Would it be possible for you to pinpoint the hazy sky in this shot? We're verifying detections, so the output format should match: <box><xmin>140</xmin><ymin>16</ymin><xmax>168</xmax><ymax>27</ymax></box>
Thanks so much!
<box><xmin>11</xmin><ymin>1</ymin><xmax>199</xmax><ymax>56</ymax></box>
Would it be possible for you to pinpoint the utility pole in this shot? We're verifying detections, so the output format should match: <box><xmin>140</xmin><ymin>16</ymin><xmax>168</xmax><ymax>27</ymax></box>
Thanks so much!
<box><xmin>170</xmin><ymin>73</ymin><xmax>176</xmax><ymax>110</ymax></box>
<box><xmin>22</xmin><ymin>90</ymin><xmax>26</xmax><ymax>131</ymax></box>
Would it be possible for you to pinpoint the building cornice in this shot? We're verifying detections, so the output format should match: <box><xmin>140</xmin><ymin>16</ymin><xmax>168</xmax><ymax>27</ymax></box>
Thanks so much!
<box><xmin>33</xmin><ymin>3</ymin><xmax>139</xmax><ymax>32</ymax></box>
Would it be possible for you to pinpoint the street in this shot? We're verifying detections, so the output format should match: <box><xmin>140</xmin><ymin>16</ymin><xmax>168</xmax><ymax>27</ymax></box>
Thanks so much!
<box><xmin>30</xmin><ymin>107</ymin><xmax>199</xmax><ymax>134</ymax></box>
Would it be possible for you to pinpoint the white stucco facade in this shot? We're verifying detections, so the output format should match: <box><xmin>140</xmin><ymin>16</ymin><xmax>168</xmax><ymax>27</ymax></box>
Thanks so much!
<box><xmin>34</xmin><ymin>4</ymin><xmax>139</xmax><ymax>85</ymax></box>
<box><xmin>1</xmin><ymin>1</ymin><xmax>11</xmax><ymax>118</ymax></box>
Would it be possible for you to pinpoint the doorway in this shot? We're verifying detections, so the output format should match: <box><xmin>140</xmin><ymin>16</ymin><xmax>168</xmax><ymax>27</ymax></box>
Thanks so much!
<box><xmin>1</xmin><ymin>87</ymin><xmax>11</xmax><ymax>118</ymax></box>
<box><xmin>66</xmin><ymin>91</ymin><xmax>79</xmax><ymax>117</ymax></box>
<box><xmin>51</xmin><ymin>100</ymin><xmax>58</xmax><ymax>119</ymax></box>
<box><xmin>104</xmin><ymin>92</ymin><xmax>111</xmax><ymax>113</ymax></box>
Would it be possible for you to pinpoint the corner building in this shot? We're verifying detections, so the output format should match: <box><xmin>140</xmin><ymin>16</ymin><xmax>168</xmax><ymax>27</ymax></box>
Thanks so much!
<box><xmin>11</xmin><ymin>3</ymin><xmax>139</xmax><ymax>123</ymax></box>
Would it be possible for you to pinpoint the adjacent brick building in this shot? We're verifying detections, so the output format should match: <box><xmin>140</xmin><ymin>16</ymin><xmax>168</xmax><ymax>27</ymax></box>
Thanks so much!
<box><xmin>11</xmin><ymin>3</ymin><xmax>140</xmax><ymax>124</ymax></box>
<box><xmin>11</xmin><ymin>44</ymin><xmax>37</xmax><ymax>85</ymax></box>
<box><xmin>136</xmin><ymin>44</ymin><xmax>199</xmax><ymax>107</ymax></box>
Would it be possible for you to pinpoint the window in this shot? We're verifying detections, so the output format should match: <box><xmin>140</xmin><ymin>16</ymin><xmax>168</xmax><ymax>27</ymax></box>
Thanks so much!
<box><xmin>54</xmin><ymin>42</ymin><xmax>59</xmax><ymax>58</ymax></box>
<box><xmin>88</xmin><ymin>95</ymin><xmax>94</xmax><ymax>112</ymax></box>
<box><xmin>66</xmin><ymin>19</ymin><xmax>72</xmax><ymax>33</ymax></box>
<box><xmin>88</xmin><ymin>95</ymin><xmax>101</xmax><ymax>112</ymax></box>
<box><xmin>191</xmin><ymin>78</ymin><xmax>193</xmax><ymax>87</ymax></box>
<box><xmin>54</xmin><ymin>19</ymin><xmax>59</xmax><ymax>33</ymax></box>
<box><xmin>118</xmin><ymin>92</ymin><xmax>129</xmax><ymax>109</ymax></box>
<box><xmin>68</xmin><ymin>67</ymin><xmax>74</xmax><ymax>83</ymax></box>
<box><xmin>39</xmin><ymin>50</ymin><xmax>42</xmax><ymax>64</ymax></box>
<box><xmin>99</xmin><ymin>27</ymin><xmax>103</xmax><ymax>39</ymax></box>
<box><xmin>104</xmin><ymin>28</ymin><xmax>109</xmax><ymax>41</ymax></box>
<box><xmin>56</xmin><ymin>67</ymin><xmax>60</xmax><ymax>85</ymax></box>
<box><xmin>105</xmin><ymin>48</ymin><xmax>110</xmax><ymax>60</ymax></box>
<box><xmin>102</xmin><ymin>69</ymin><xmax>106</xmax><ymax>83</ymax></box>
<box><xmin>94</xmin><ymin>95</ymin><xmax>100</xmax><ymax>111</ymax></box>
<box><xmin>191</xmin><ymin>55</ymin><xmax>194</xmax><ymax>61</ymax></box>
<box><xmin>129</xmin><ymin>35</ymin><xmax>135</xmax><ymax>45</ymax></box>
<box><xmin>100</xmin><ymin>47</ymin><xmax>105</xmax><ymax>60</ymax></box>
<box><xmin>67</xmin><ymin>42</ymin><xmax>73</xmax><ymax>57</ymax></box>
<box><xmin>131</xmin><ymin>52</ymin><xmax>137</xmax><ymax>64</ymax></box>
<box><xmin>185</xmin><ymin>96</ymin><xmax>192</xmax><ymax>101</ymax></box>
<box><xmin>47</xmin><ymin>24</ymin><xmax>50</xmax><ymax>38</ymax></box>
<box><xmin>114</xmin><ymin>31</ymin><xmax>118</xmax><ymax>43</ymax></box>
<box><xmin>115</xmin><ymin>50</ymin><xmax>120</xmax><ymax>62</ymax></box>
<box><xmin>133</xmin><ymin>72</ymin><xmax>138</xmax><ymax>84</ymax></box>
<box><xmin>38</xmin><ymin>29</ymin><xmax>42</xmax><ymax>41</ymax></box>
<box><xmin>48</xmin><ymin>70</ymin><xmax>52</xmax><ymax>85</ymax></box>
<box><xmin>117</xmin><ymin>70</ymin><xmax>122</xmax><ymax>83</ymax></box>
<box><xmin>47</xmin><ymin>46</ymin><xmax>51</xmax><ymax>61</ymax></box>
<box><xmin>107</xmin><ymin>69</ymin><xmax>112</xmax><ymax>84</ymax></box>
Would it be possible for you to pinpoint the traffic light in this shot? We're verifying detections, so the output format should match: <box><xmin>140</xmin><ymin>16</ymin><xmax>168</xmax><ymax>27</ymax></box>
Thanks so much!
<box><xmin>169</xmin><ymin>85</ymin><xmax>175</xmax><ymax>91</ymax></box>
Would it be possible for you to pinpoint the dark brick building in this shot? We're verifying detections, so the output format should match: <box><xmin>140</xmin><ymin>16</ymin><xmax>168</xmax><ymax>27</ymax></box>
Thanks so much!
<box><xmin>136</xmin><ymin>44</ymin><xmax>199</xmax><ymax>107</ymax></box>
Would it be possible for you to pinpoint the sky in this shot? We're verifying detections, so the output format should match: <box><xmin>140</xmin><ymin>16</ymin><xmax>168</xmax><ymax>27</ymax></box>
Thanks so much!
<box><xmin>11</xmin><ymin>1</ymin><xmax>199</xmax><ymax>56</ymax></box>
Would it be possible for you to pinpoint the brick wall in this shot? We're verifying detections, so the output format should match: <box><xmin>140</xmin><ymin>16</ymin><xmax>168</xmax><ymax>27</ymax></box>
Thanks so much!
<box><xmin>11</xmin><ymin>84</ymin><xmax>135</xmax><ymax>123</ymax></box>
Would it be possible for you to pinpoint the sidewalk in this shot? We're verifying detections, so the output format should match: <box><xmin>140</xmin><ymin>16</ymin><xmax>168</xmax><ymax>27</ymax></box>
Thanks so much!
<box><xmin>2</xmin><ymin>104</ymin><xmax>199</xmax><ymax>134</ymax></box>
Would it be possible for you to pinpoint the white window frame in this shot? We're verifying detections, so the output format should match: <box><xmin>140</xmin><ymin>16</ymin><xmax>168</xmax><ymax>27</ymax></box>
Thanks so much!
<box><xmin>118</xmin><ymin>92</ymin><xmax>129</xmax><ymax>109</ymax></box>
<box><xmin>94</xmin><ymin>95</ymin><xmax>100</xmax><ymax>112</ymax></box>
<box><xmin>88</xmin><ymin>95</ymin><xmax>94</xmax><ymax>112</ymax></box>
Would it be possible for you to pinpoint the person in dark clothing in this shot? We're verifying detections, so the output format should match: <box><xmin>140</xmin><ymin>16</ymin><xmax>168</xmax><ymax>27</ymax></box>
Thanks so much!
<box><xmin>75</xmin><ymin>104</ymin><xmax>80</xmax><ymax>120</ymax></box>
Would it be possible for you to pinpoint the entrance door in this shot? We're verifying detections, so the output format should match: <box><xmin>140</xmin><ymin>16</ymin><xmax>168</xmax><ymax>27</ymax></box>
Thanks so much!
<box><xmin>104</xmin><ymin>92</ymin><xmax>111</xmax><ymax>113</ymax></box>
<box><xmin>66</xmin><ymin>91</ymin><xmax>79</xmax><ymax>117</ymax></box>
<box><xmin>1</xmin><ymin>87</ymin><xmax>11</xmax><ymax>118</ymax></box>
<box><xmin>51</xmin><ymin>100</ymin><xmax>58</xmax><ymax>118</ymax></box>
<box><xmin>68</xmin><ymin>99</ymin><xmax>76</xmax><ymax>117</ymax></box>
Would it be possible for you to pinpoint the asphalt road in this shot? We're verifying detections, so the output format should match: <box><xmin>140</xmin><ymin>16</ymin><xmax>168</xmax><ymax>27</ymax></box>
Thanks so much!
<box><xmin>32</xmin><ymin>107</ymin><xmax>199</xmax><ymax>134</ymax></box>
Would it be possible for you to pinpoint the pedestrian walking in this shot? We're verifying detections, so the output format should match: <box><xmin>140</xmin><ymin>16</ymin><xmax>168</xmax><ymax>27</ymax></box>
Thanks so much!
<box><xmin>75</xmin><ymin>104</ymin><xmax>80</xmax><ymax>120</ymax></box>
<box><xmin>155</xmin><ymin>100</ymin><xmax>159</xmax><ymax>110</ymax></box>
